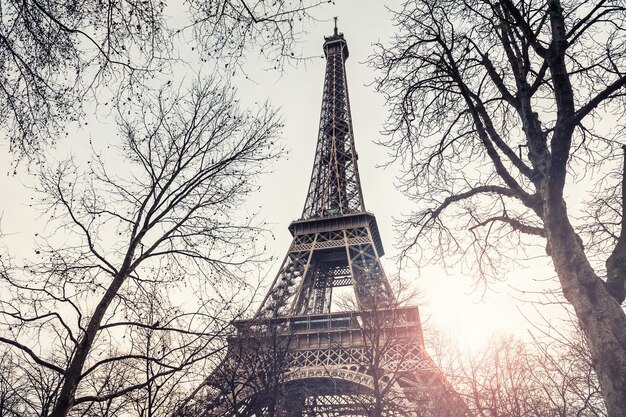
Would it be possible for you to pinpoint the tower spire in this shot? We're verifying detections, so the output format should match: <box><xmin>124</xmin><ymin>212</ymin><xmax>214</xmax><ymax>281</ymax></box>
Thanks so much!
<box><xmin>301</xmin><ymin>27</ymin><xmax>365</xmax><ymax>219</ymax></box>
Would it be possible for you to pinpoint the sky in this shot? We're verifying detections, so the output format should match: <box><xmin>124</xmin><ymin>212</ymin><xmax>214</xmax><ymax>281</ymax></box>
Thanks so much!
<box><xmin>0</xmin><ymin>0</ymin><xmax>568</xmax><ymax>354</ymax></box>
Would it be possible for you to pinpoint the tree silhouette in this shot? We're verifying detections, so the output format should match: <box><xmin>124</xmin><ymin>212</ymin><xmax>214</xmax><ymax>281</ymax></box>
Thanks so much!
<box><xmin>371</xmin><ymin>0</ymin><xmax>626</xmax><ymax>415</ymax></box>
<box><xmin>0</xmin><ymin>78</ymin><xmax>282</xmax><ymax>417</ymax></box>
<box><xmin>0</xmin><ymin>0</ymin><xmax>325</xmax><ymax>161</ymax></box>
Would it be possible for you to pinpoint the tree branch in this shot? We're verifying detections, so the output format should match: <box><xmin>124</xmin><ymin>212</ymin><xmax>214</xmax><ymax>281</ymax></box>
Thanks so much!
<box><xmin>415</xmin><ymin>185</ymin><xmax>531</xmax><ymax>238</ymax></box>
<box><xmin>0</xmin><ymin>337</ymin><xmax>65</xmax><ymax>374</ymax></box>
<box><xmin>469</xmin><ymin>215</ymin><xmax>546</xmax><ymax>237</ymax></box>
<box><xmin>570</xmin><ymin>75</ymin><xmax>626</xmax><ymax>127</ymax></box>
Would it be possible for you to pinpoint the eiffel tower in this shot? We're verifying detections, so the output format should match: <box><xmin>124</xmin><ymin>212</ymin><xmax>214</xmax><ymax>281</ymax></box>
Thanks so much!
<box><xmin>191</xmin><ymin>24</ymin><xmax>459</xmax><ymax>417</ymax></box>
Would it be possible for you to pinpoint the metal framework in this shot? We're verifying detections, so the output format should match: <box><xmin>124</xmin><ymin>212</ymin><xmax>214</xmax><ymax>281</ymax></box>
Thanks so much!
<box><xmin>302</xmin><ymin>24</ymin><xmax>364</xmax><ymax>219</ymax></box>
<box><xmin>192</xmin><ymin>26</ymin><xmax>460</xmax><ymax>417</ymax></box>
<box><xmin>257</xmin><ymin>213</ymin><xmax>394</xmax><ymax>317</ymax></box>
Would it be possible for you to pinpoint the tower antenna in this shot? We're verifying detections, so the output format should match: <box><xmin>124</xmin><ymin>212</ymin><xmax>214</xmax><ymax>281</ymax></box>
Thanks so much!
<box><xmin>334</xmin><ymin>16</ymin><xmax>338</xmax><ymax>35</ymax></box>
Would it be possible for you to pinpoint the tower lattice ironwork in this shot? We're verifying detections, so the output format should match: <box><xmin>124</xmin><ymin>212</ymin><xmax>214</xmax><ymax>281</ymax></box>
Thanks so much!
<box><xmin>188</xmin><ymin>26</ymin><xmax>463</xmax><ymax>417</ymax></box>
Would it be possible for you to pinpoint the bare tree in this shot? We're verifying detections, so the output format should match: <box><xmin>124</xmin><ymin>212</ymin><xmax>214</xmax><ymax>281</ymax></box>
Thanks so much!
<box><xmin>0</xmin><ymin>350</ymin><xmax>62</xmax><ymax>417</ymax></box>
<box><xmin>0</xmin><ymin>352</ymin><xmax>28</xmax><ymax>417</ymax></box>
<box><xmin>430</xmin><ymin>323</ymin><xmax>605</xmax><ymax>417</ymax></box>
<box><xmin>333</xmin><ymin>280</ymin><xmax>465</xmax><ymax>417</ymax></box>
<box><xmin>175</xmin><ymin>317</ymin><xmax>295</xmax><ymax>417</ymax></box>
<box><xmin>438</xmin><ymin>336</ymin><xmax>553</xmax><ymax>417</ymax></box>
<box><xmin>528</xmin><ymin>318</ymin><xmax>606</xmax><ymax>417</ymax></box>
<box><xmin>370</xmin><ymin>0</ymin><xmax>626</xmax><ymax>414</ymax></box>
<box><xmin>0</xmin><ymin>0</ymin><xmax>325</xmax><ymax>161</ymax></box>
<box><xmin>122</xmin><ymin>292</ymin><xmax>214</xmax><ymax>417</ymax></box>
<box><xmin>0</xmin><ymin>78</ymin><xmax>282</xmax><ymax>417</ymax></box>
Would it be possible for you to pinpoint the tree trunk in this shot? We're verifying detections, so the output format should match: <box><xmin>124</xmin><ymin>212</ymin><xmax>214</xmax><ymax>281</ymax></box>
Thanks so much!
<box><xmin>542</xmin><ymin>2</ymin><xmax>626</xmax><ymax>414</ymax></box>
<box><xmin>48</xmin><ymin>271</ymin><xmax>129</xmax><ymax>417</ymax></box>
<box><xmin>545</xmin><ymin>204</ymin><xmax>626</xmax><ymax>417</ymax></box>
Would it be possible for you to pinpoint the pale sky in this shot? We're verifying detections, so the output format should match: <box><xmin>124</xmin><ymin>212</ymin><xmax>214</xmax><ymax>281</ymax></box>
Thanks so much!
<box><xmin>0</xmin><ymin>0</ymin><xmax>565</xmax><ymax>354</ymax></box>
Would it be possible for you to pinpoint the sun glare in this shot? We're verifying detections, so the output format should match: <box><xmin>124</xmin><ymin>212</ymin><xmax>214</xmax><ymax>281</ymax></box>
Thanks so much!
<box><xmin>445</xmin><ymin>306</ymin><xmax>497</xmax><ymax>352</ymax></box>
<box><xmin>420</xmin><ymin>273</ymin><xmax>522</xmax><ymax>353</ymax></box>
